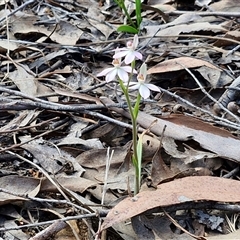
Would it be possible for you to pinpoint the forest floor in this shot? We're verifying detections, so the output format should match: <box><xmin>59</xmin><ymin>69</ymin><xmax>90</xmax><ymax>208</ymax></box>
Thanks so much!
<box><xmin>0</xmin><ymin>0</ymin><xmax>240</xmax><ymax>239</ymax></box>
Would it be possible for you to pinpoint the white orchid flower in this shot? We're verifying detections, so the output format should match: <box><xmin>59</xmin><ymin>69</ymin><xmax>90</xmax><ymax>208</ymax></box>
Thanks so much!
<box><xmin>97</xmin><ymin>48</ymin><xmax>137</xmax><ymax>82</ymax></box>
<box><xmin>129</xmin><ymin>63</ymin><xmax>160</xmax><ymax>99</ymax></box>
<box><xmin>113</xmin><ymin>35</ymin><xmax>143</xmax><ymax>65</ymax></box>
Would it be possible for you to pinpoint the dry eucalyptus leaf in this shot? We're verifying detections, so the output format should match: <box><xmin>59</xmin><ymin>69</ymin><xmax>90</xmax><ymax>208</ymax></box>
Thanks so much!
<box><xmin>4</xmin><ymin>221</ymin><xmax>29</xmax><ymax>240</ymax></box>
<box><xmin>166</xmin><ymin>12</ymin><xmax>202</xmax><ymax>26</ymax></box>
<box><xmin>11</xmin><ymin>15</ymin><xmax>83</xmax><ymax>45</ymax></box>
<box><xmin>76</xmin><ymin>144</ymin><xmax>134</xmax><ymax>190</ymax></box>
<box><xmin>101</xmin><ymin>176</ymin><xmax>240</xmax><ymax>230</ymax></box>
<box><xmin>196</xmin><ymin>66</ymin><xmax>221</xmax><ymax>88</ymax></box>
<box><xmin>0</xmin><ymin>110</ymin><xmax>35</xmax><ymax>132</ymax></box>
<box><xmin>214</xmin><ymin>30</ymin><xmax>240</xmax><ymax>47</ymax></box>
<box><xmin>0</xmin><ymin>176</ymin><xmax>40</xmax><ymax>206</ymax></box>
<box><xmin>112</xmin><ymin>221</ymin><xmax>138</xmax><ymax>240</ymax></box>
<box><xmin>57</xmin><ymin>121</ymin><xmax>103</xmax><ymax>149</ymax></box>
<box><xmin>87</xmin><ymin>7</ymin><xmax>115</xmax><ymax>39</ymax></box>
<box><xmin>151</xmin><ymin>147</ymin><xmax>174</xmax><ymax>186</ymax></box>
<box><xmin>41</xmin><ymin>175</ymin><xmax>97</xmax><ymax>193</ymax></box>
<box><xmin>148</xmin><ymin>56</ymin><xmax>220</xmax><ymax>74</ymax></box>
<box><xmin>87</xmin><ymin>185</ymin><xmax>119</xmax><ymax>204</ymax></box>
<box><xmin>8</xmin><ymin>64</ymin><xmax>37</xmax><ymax>97</ymax></box>
<box><xmin>145</xmin><ymin>22</ymin><xmax>226</xmax><ymax>40</ymax></box>
<box><xmin>76</xmin><ymin>144</ymin><xmax>131</xmax><ymax>170</ymax></box>
<box><xmin>21</xmin><ymin>140</ymin><xmax>85</xmax><ymax>176</ymax></box>
<box><xmin>0</xmin><ymin>39</ymin><xmax>18</xmax><ymax>51</ymax></box>
<box><xmin>210</xmin><ymin>0</ymin><xmax>240</xmax><ymax>12</ymax></box>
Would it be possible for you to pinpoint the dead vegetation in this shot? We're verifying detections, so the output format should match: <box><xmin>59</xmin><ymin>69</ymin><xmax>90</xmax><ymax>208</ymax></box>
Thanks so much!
<box><xmin>0</xmin><ymin>0</ymin><xmax>240</xmax><ymax>239</ymax></box>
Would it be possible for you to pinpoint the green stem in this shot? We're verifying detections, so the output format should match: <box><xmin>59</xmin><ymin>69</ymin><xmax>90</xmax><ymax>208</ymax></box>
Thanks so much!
<box><xmin>133</xmin><ymin>93</ymin><xmax>141</xmax><ymax>119</ymax></box>
<box><xmin>119</xmin><ymin>80</ymin><xmax>140</xmax><ymax>195</ymax></box>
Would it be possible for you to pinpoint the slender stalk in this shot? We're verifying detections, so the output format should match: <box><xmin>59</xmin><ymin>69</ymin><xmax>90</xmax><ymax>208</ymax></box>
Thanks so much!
<box><xmin>119</xmin><ymin>80</ymin><xmax>140</xmax><ymax>194</ymax></box>
<box><xmin>133</xmin><ymin>93</ymin><xmax>141</xmax><ymax>118</ymax></box>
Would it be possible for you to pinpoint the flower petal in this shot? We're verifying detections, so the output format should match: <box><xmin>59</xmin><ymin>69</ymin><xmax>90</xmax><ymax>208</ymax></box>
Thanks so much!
<box><xmin>139</xmin><ymin>84</ymin><xmax>151</xmax><ymax>99</ymax></box>
<box><xmin>137</xmin><ymin>64</ymin><xmax>147</xmax><ymax>83</ymax></box>
<box><xmin>121</xmin><ymin>66</ymin><xmax>135</xmax><ymax>73</ymax></box>
<box><xmin>105</xmin><ymin>69</ymin><xmax>117</xmax><ymax>82</ymax></box>
<box><xmin>145</xmin><ymin>84</ymin><xmax>160</xmax><ymax>92</ymax></box>
<box><xmin>97</xmin><ymin>67</ymin><xmax>114</xmax><ymax>77</ymax></box>
<box><xmin>124</xmin><ymin>52</ymin><xmax>135</xmax><ymax>64</ymax></box>
<box><xmin>134</xmin><ymin>51</ymin><xmax>143</xmax><ymax>60</ymax></box>
<box><xmin>114</xmin><ymin>47</ymin><xmax>120</xmax><ymax>54</ymax></box>
<box><xmin>117</xmin><ymin>68</ymin><xmax>129</xmax><ymax>82</ymax></box>
<box><xmin>113</xmin><ymin>50</ymin><xmax>129</xmax><ymax>59</ymax></box>
<box><xmin>140</xmin><ymin>62</ymin><xmax>147</xmax><ymax>77</ymax></box>
<box><xmin>133</xmin><ymin>69</ymin><xmax>137</xmax><ymax>74</ymax></box>
<box><xmin>128</xmin><ymin>82</ymin><xmax>140</xmax><ymax>90</ymax></box>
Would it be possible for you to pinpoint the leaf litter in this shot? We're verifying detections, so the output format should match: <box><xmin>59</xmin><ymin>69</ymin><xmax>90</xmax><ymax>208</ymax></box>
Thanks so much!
<box><xmin>0</xmin><ymin>0</ymin><xmax>240</xmax><ymax>239</ymax></box>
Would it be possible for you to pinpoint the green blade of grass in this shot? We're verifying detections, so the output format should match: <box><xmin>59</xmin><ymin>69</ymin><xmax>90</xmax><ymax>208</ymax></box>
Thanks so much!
<box><xmin>117</xmin><ymin>25</ymin><xmax>139</xmax><ymax>34</ymax></box>
<box><xmin>135</xmin><ymin>0</ymin><xmax>142</xmax><ymax>28</ymax></box>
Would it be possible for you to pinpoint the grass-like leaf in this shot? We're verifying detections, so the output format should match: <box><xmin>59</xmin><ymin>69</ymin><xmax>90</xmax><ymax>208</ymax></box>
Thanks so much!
<box><xmin>117</xmin><ymin>25</ymin><xmax>139</xmax><ymax>34</ymax></box>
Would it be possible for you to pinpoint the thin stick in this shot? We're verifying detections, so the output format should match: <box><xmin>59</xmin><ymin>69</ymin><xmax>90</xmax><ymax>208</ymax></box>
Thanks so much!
<box><xmin>0</xmin><ymin>213</ymin><xmax>100</xmax><ymax>232</ymax></box>
<box><xmin>29</xmin><ymin>220</ymin><xmax>67</xmax><ymax>240</ymax></box>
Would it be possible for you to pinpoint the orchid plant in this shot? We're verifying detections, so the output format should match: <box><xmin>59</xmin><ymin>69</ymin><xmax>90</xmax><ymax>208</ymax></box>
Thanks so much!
<box><xmin>98</xmin><ymin>35</ymin><xmax>160</xmax><ymax>195</ymax></box>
